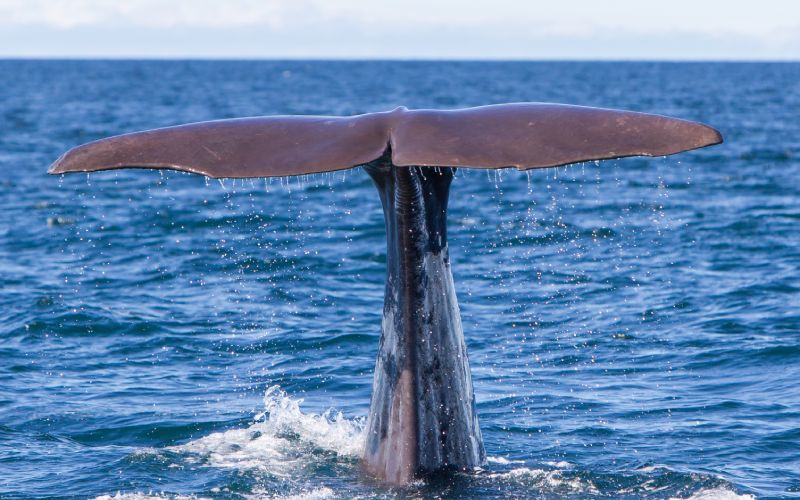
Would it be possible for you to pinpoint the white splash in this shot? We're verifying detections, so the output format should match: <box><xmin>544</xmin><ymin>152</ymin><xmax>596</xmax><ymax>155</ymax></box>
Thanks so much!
<box><xmin>485</xmin><ymin>455</ymin><xmax>526</xmax><ymax>465</ymax></box>
<box><xmin>542</xmin><ymin>460</ymin><xmax>572</xmax><ymax>468</ymax></box>
<box><xmin>481</xmin><ymin>466</ymin><xmax>599</xmax><ymax>494</ymax></box>
<box><xmin>671</xmin><ymin>487</ymin><xmax>755</xmax><ymax>500</ymax></box>
<box><xmin>97</xmin><ymin>485</ymin><xmax>336</xmax><ymax>500</ymax></box>
<box><xmin>94</xmin><ymin>494</ymin><xmax>196</xmax><ymax>500</ymax></box>
<box><xmin>165</xmin><ymin>386</ymin><xmax>365</xmax><ymax>474</ymax></box>
<box><xmin>252</xmin><ymin>486</ymin><xmax>336</xmax><ymax>500</ymax></box>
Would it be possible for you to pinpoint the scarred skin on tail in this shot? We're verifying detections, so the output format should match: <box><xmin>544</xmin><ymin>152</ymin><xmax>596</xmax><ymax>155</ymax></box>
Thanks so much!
<box><xmin>362</xmin><ymin>153</ymin><xmax>484</xmax><ymax>484</ymax></box>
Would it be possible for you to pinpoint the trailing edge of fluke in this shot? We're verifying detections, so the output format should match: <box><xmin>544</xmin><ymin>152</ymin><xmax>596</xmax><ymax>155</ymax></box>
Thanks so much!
<box><xmin>48</xmin><ymin>103</ymin><xmax>722</xmax><ymax>178</ymax></box>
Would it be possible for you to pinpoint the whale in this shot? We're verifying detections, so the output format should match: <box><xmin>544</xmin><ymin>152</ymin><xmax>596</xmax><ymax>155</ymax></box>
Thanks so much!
<box><xmin>49</xmin><ymin>103</ymin><xmax>722</xmax><ymax>484</ymax></box>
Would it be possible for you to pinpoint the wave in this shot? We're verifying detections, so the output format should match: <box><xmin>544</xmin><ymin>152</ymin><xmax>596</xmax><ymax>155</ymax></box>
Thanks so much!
<box><xmin>478</xmin><ymin>466</ymin><xmax>599</xmax><ymax>494</ymax></box>
<box><xmin>113</xmin><ymin>387</ymin><xmax>754</xmax><ymax>499</ymax></box>
<box><xmin>95</xmin><ymin>487</ymin><xmax>336</xmax><ymax>500</ymax></box>
<box><xmin>165</xmin><ymin>386</ymin><xmax>365</xmax><ymax>474</ymax></box>
<box><xmin>675</xmin><ymin>487</ymin><xmax>755</xmax><ymax>500</ymax></box>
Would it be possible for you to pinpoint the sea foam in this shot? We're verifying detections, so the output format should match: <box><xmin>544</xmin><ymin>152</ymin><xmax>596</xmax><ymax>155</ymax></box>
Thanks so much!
<box><xmin>167</xmin><ymin>385</ymin><xmax>365</xmax><ymax>473</ymax></box>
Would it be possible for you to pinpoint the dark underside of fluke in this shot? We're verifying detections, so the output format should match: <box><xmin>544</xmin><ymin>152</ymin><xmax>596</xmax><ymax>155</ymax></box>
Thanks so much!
<box><xmin>49</xmin><ymin>103</ymin><xmax>721</xmax><ymax>178</ymax></box>
<box><xmin>48</xmin><ymin>103</ymin><xmax>722</xmax><ymax>485</ymax></box>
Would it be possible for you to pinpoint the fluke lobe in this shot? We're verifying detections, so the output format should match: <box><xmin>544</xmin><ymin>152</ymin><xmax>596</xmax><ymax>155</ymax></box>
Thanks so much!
<box><xmin>49</xmin><ymin>103</ymin><xmax>722</xmax><ymax>485</ymax></box>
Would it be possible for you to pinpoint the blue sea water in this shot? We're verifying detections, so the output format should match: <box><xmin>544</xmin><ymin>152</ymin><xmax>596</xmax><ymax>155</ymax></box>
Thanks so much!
<box><xmin>0</xmin><ymin>60</ymin><xmax>798</xmax><ymax>499</ymax></box>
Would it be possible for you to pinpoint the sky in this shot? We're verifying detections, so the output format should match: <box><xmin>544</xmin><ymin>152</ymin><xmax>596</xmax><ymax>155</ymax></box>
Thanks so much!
<box><xmin>1</xmin><ymin>0</ymin><xmax>798</xmax><ymax>60</ymax></box>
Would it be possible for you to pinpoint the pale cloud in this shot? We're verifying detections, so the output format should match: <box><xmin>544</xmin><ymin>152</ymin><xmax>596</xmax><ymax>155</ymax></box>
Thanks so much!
<box><xmin>0</xmin><ymin>0</ymin><xmax>797</xmax><ymax>59</ymax></box>
<box><xmin>0</xmin><ymin>0</ymin><xmax>294</xmax><ymax>29</ymax></box>
<box><xmin>2</xmin><ymin>0</ymin><xmax>798</xmax><ymax>35</ymax></box>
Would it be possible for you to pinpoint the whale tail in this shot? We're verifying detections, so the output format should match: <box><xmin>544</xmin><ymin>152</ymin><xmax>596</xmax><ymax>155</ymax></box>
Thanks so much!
<box><xmin>48</xmin><ymin>103</ymin><xmax>721</xmax><ymax>178</ymax></box>
<box><xmin>48</xmin><ymin>103</ymin><xmax>722</xmax><ymax>485</ymax></box>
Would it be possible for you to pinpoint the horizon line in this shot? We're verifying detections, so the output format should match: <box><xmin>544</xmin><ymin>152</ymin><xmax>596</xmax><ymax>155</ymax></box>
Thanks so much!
<box><xmin>1</xmin><ymin>56</ymin><xmax>799</xmax><ymax>63</ymax></box>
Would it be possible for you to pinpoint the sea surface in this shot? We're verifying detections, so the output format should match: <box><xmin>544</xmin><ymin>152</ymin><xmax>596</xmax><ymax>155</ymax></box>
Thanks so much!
<box><xmin>0</xmin><ymin>60</ymin><xmax>798</xmax><ymax>499</ymax></box>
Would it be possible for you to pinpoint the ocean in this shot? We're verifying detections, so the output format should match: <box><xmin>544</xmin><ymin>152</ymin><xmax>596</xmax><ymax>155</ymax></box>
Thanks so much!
<box><xmin>0</xmin><ymin>60</ymin><xmax>798</xmax><ymax>498</ymax></box>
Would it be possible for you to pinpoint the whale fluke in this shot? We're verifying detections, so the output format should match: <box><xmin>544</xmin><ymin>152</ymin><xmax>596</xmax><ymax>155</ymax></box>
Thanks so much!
<box><xmin>390</xmin><ymin>104</ymin><xmax>722</xmax><ymax>169</ymax></box>
<box><xmin>48</xmin><ymin>104</ymin><xmax>721</xmax><ymax>178</ymax></box>
<box><xmin>48</xmin><ymin>102</ymin><xmax>723</xmax><ymax>485</ymax></box>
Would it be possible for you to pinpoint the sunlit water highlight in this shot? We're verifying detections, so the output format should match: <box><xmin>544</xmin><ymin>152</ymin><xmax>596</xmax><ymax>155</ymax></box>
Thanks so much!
<box><xmin>1</xmin><ymin>60</ymin><xmax>798</xmax><ymax>498</ymax></box>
